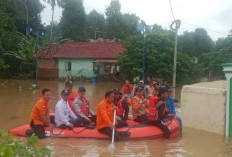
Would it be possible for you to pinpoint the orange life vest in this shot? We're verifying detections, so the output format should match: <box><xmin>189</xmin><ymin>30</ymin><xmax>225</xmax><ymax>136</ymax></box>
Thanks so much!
<box><xmin>122</xmin><ymin>84</ymin><xmax>133</xmax><ymax>95</ymax></box>
<box><xmin>148</xmin><ymin>96</ymin><xmax>159</xmax><ymax>120</ymax></box>
<box><xmin>79</xmin><ymin>98</ymin><xmax>90</xmax><ymax>116</ymax></box>
<box><xmin>132</xmin><ymin>96</ymin><xmax>147</xmax><ymax>120</ymax></box>
<box><xmin>116</xmin><ymin>99</ymin><xmax>124</xmax><ymax>116</ymax></box>
<box><xmin>69</xmin><ymin>91</ymin><xmax>78</xmax><ymax>113</ymax></box>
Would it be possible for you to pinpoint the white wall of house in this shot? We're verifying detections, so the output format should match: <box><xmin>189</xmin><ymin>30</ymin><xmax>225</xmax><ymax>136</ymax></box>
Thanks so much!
<box><xmin>58</xmin><ymin>58</ymin><xmax>96</xmax><ymax>78</ymax></box>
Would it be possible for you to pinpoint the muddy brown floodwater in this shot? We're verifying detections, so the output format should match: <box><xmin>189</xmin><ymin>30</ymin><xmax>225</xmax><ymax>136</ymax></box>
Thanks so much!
<box><xmin>1</xmin><ymin>79</ymin><xmax>232</xmax><ymax>157</ymax></box>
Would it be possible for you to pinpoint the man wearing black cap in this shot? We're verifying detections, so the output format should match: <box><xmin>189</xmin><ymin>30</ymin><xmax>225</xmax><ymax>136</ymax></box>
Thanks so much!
<box><xmin>55</xmin><ymin>90</ymin><xmax>81</xmax><ymax>129</ymax></box>
<box><xmin>72</xmin><ymin>87</ymin><xmax>96</xmax><ymax>126</ymax></box>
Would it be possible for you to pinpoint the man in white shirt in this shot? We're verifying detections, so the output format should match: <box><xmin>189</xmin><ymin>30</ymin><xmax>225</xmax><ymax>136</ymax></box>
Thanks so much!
<box><xmin>55</xmin><ymin>90</ymin><xmax>81</xmax><ymax>129</ymax></box>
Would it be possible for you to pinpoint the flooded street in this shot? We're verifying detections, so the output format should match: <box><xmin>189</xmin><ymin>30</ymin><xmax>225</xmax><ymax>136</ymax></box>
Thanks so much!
<box><xmin>1</xmin><ymin>79</ymin><xmax>232</xmax><ymax>156</ymax></box>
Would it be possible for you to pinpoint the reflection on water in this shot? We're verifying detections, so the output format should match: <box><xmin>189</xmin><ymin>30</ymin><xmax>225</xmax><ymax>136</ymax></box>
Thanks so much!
<box><xmin>0</xmin><ymin>79</ymin><xmax>232</xmax><ymax>156</ymax></box>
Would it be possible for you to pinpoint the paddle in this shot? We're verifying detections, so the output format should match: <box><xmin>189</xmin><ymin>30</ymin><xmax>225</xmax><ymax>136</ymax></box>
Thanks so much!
<box><xmin>108</xmin><ymin>108</ymin><xmax>117</xmax><ymax>151</ymax></box>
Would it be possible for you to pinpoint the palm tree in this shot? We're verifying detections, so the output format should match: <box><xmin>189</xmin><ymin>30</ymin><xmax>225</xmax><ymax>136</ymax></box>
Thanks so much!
<box><xmin>44</xmin><ymin>0</ymin><xmax>61</xmax><ymax>42</ymax></box>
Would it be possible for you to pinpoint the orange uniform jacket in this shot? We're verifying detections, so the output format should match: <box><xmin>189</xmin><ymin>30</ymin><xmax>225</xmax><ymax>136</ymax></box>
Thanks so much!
<box><xmin>29</xmin><ymin>98</ymin><xmax>49</xmax><ymax>125</ymax></box>
<box><xmin>121</xmin><ymin>84</ymin><xmax>134</xmax><ymax>95</ymax></box>
<box><xmin>131</xmin><ymin>96</ymin><xmax>148</xmax><ymax>119</ymax></box>
<box><xmin>69</xmin><ymin>91</ymin><xmax>78</xmax><ymax>113</ymax></box>
<box><xmin>97</xmin><ymin>99</ymin><xmax>116</xmax><ymax>130</ymax></box>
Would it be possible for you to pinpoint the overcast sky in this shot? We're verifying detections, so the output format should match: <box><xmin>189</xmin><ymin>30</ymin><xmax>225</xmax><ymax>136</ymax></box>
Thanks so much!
<box><xmin>40</xmin><ymin>0</ymin><xmax>232</xmax><ymax>40</ymax></box>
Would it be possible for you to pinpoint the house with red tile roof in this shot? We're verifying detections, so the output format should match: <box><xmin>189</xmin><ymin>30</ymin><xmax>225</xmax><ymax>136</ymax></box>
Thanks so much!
<box><xmin>38</xmin><ymin>42</ymin><xmax>125</xmax><ymax>79</ymax></box>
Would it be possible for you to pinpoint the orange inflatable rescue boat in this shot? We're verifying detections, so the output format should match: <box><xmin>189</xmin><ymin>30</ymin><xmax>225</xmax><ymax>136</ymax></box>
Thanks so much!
<box><xmin>9</xmin><ymin>119</ymin><xmax>180</xmax><ymax>140</ymax></box>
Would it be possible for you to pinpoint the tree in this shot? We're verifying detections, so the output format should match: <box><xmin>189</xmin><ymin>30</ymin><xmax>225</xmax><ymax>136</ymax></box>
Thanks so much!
<box><xmin>0</xmin><ymin>0</ymin><xmax>43</xmax><ymax>78</ymax></box>
<box><xmin>118</xmin><ymin>26</ymin><xmax>203</xmax><ymax>84</ymax></box>
<box><xmin>178</xmin><ymin>28</ymin><xmax>214</xmax><ymax>57</ymax></box>
<box><xmin>199</xmin><ymin>36</ymin><xmax>232</xmax><ymax>80</ymax></box>
<box><xmin>59</xmin><ymin>0</ymin><xmax>87</xmax><ymax>41</ymax></box>
<box><xmin>105</xmin><ymin>0</ymin><xmax>123</xmax><ymax>39</ymax></box>
<box><xmin>4</xmin><ymin>34</ymin><xmax>35</xmax><ymax>78</ymax></box>
<box><xmin>43</xmin><ymin>0</ymin><xmax>61</xmax><ymax>42</ymax></box>
<box><xmin>87</xmin><ymin>10</ymin><xmax>105</xmax><ymax>39</ymax></box>
<box><xmin>118</xmin><ymin>29</ymin><xmax>174</xmax><ymax>81</ymax></box>
<box><xmin>121</xmin><ymin>13</ymin><xmax>140</xmax><ymax>38</ymax></box>
<box><xmin>176</xmin><ymin>53</ymin><xmax>203</xmax><ymax>84</ymax></box>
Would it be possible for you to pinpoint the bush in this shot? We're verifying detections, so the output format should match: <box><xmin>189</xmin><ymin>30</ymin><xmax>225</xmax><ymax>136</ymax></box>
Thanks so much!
<box><xmin>0</xmin><ymin>130</ymin><xmax>51</xmax><ymax>157</ymax></box>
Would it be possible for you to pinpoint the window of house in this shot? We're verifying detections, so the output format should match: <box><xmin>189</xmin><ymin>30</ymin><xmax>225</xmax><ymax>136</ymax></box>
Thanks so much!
<box><xmin>65</xmin><ymin>62</ymin><xmax>71</xmax><ymax>71</ymax></box>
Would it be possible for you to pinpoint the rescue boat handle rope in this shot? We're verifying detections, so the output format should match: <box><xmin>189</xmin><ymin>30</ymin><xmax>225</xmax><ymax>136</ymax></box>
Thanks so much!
<box><xmin>52</xmin><ymin>127</ymin><xmax>88</xmax><ymax>136</ymax></box>
<box><xmin>52</xmin><ymin>119</ymin><xmax>174</xmax><ymax>136</ymax></box>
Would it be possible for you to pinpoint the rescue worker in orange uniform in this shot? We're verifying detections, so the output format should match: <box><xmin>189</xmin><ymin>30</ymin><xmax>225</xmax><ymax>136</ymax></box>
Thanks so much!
<box><xmin>29</xmin><ymin>88</ymin><xmax>54</xmax><ymax>139</ymax></box>
<box><xmin>97</xmin><ymin>90</ymin><xmax>130</xmax><ymax>141</ymax></box>
<box><xmin>132</xmin><ymin>87</ymin><xmax>149</xmax><ymax>123</ymax></box>
<box><xmin>72</xmin><ymin>87</ymin><xmax>96</xmax><ymax>126</ymax></box>
<box><xmin>121</xmin><ymin>80</ymin><xmax>134</xmax><ymax>97</ymax></box>
<box><xmin>65</xmin><ymin>81</ymin><xmax>78</xmax><ymax>113</ymax></box>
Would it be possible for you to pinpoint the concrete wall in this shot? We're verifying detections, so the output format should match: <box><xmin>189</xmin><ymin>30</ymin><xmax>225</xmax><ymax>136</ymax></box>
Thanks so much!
<box><xmin>58</xmin><ymin>58</ymin><xmax>96</xmax><ymax>78</ymax></box>
<box><xmin>181</xmin><ymin>81</ymin><xmax>226</xmax><ymax>135</ymax></box>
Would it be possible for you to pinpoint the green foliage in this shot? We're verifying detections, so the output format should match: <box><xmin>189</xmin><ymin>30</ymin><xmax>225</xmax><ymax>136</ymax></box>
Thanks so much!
<box><xmin>0</xmin><ymin>130</ymin><xmax>51</xmax><ymax>157</ymax></box>
<box><xmin>0</xmin><ymin>0</ymin><xmax>43</xmax><ymax>78</ymax></box>
<box><xmin>105</xmin><ymin>0</ymin><xmax>123</xmax><ymax>39</ymax></box>
<box><xmin>59</xmin><ymin>0</ymin><xmax>87</xmax><ymax>41</ymax></box>
<box><xmin>121</xmin><ymin>13</ymin><xmax>140</xmax><ymax>38</ymax></box>
<box><xmin>198</xmin><ymin>36</ymin><xmax>232</xmax><ymax>80</ymax></box>
<box><xmin>105</xmin><ymin>0</ymin><xmax>140</xmax><ymax>40</ymax></box>
<box><xmin>87</xmin><ymin>10</ymin><xmax>106</xmax><ymax>39</ymax></box>
<box><xmin>118</xmin><ymin>26</ymin><xmax>204</xmax><ymax>84</ymax></box>
<box><xmin>3</xmin><ymin>33</ymin><xmax>35</xmax><ymax>78</ymax></box>
<box><xmin>178</xmin><ymin>28</ymin><xmax>214</xmax><ymax>57</ymax></box>
<box><xmin>176</xmin><ymin>53</ymin><xmax>203</xmax><ymax>84</ymax></box>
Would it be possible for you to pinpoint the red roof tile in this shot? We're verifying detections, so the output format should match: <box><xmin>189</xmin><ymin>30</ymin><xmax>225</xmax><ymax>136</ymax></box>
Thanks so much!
<box><xmin>38</xmin><ymin>42</ymin><xmax>125</xmax><ymax>59</ymax></box>
<box><xmin>92</xmin><ymin>59</ymin><xmax>116</xmax><ymax>63</ymax></box>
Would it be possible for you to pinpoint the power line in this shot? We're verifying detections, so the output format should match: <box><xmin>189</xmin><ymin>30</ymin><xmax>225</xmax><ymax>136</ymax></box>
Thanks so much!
<box><xmin>168</xmin><ymin>0</ymin><xmax>175</xmax><ymax>20</ymax></box>
<box><xmin>182</xmin><ymin>21</ymin><xmax>229</xmax><ymax>35</ymax></box>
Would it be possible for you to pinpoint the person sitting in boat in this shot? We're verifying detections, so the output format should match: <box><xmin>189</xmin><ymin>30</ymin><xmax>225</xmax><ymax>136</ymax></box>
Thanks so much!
<box><xmin>166</xmin><ymin>86</ymin><xmax>182</xmax><ymax>132</ymax></box>
<box><xmin>65</xmin><ymin>81</ymin><xmax>78</xmax><ymax>113</ymax></box>
<box><xmin>97</xmin><ymin>90</ymin><xmax>130</xmax><ymax>141</ymax></box>
<box><xmin>149</xmin><ymin>86</ymin><xmax>175</xmax><ymax>139</ymax></box>
<box><xmin>29</xmin><ymin>88</ymin><xmax>54</xmax><ymax>139</ymax></box>
<box><xmin>55</xmin><ymin>90</ymin><xmax>81</xmax><ymax>129</ymax></box>
<box><xmin>131</xmin><ymin>80</ymin><xmax>146</xmax><ymax>97</ymax></box>
<box><xmin>132</xmin><ymin>87</ymin><xmax>149</xmax><ymax>123</ymax></box>
<box><xmin>113</xmin><ymin>88</ymin><xmax>128</xmax><ymax>127</ymax></box>
<box><xmin>72</xmin><ymin>87</ymin><xmax>96</xmax><ymax>126</ymax></box>
<box><xmin>121</xmin><ymin>80</ymin><xmax>134</xmax><ymax>97</ymax></box>
<box><xmin>145</xmin><ymin>80</ymin><xmax>155</xmax><ymax>98</ymax></box>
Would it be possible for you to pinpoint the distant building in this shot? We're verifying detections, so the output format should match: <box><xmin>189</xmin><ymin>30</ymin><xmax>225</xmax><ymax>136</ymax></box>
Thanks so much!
<box><xmin>38</xmin><ymin>42</ymin><xmax>125</xmax><ymax>79</ymax></box>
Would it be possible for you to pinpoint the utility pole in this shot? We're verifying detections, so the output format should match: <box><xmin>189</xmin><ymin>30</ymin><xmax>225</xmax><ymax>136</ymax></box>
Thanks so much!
<box><xmin>171</xmin><ymin>19</ymin><xmax>181</xmax><ymax>98</ymax></box>
<box><xmin>142</xmin><ymin>25</ymin><xmax>146</xmax><ymax>81</ymax></box>
<box><xmin>27</xmin><ymin>26</ymin><xmax>45</xmax><ymax>88</ymax></box>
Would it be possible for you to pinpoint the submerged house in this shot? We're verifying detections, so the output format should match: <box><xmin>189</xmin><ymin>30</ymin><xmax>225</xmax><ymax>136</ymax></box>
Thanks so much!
<box><xmin>38</xmin><ymin>42</ymin><xmax>125</xmax><ymax>79</ymax></box>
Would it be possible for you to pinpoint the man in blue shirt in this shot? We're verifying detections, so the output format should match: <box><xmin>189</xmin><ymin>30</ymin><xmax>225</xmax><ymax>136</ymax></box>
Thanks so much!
<box><xmin>166</xmin><ymin>87</ymin><xmax>182</xmax><ymax>132</ymax></box>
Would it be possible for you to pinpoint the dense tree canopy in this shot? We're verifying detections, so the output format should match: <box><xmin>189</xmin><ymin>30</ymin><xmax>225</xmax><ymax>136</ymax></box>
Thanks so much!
<box><xmin>178</xmin><ymin>28</ymin><xmax>214</xmax><ymax>57</ymax></box>
<box><xmin>87</xmin><ymin>10</ymin><xmax>105</xmax><ymax>39</ymax></box>
<box><xmin>118</xmin><ymin>27</ymin><xmax>203</xmax><ymax>84</ymax></box>
<box><xmin>0</xmin><ymin>0</ymin><xmax>44</xmax><ymax>78</ymax></box>
<box><xmin>59</xmin><ymin>0</ymin><xmax>87</xmax><ymax>41</ymax></box>
<box><xmin>0</xmin><ymin>0</ymin><xmax>231</xmax><ymax>84</ymax></box>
